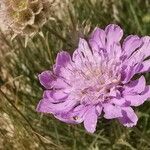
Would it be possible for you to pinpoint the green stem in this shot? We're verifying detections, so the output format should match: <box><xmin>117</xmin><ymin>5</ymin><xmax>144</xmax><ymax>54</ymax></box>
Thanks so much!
<box><xmin>133</xmin><ymin>127</ymin><xmax>150</xmax><ymax>146</ymax></box>
<box><xmin>44</xmin><ymin>25</ymin><xmax>72</xmax><ymax>47</ymax></box>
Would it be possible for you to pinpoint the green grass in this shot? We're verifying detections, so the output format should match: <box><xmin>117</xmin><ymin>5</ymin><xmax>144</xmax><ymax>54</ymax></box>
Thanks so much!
<box><xmin>0</xmin><ymin>0</ymin><xmax>150</xmax><ymax>149</ymax></box>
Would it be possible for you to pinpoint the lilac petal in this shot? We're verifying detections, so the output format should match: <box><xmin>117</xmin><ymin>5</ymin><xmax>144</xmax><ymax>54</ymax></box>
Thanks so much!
<box><xmin>38</xmin><ymin>71</ymin><xmax>55</xmax><ymax>89</ymax></box>
<box><xmin>109</xmin><ymin>89</ymin><xmax>121</xmax><ymax>97</ymax></box>
<box><xmin>105</xmin><ymin>24</ymin><xmax>123</xmax><ymax>42</ymax></box>
<box><xmin>110</xmin><ymin>42</ymin><xmax>122</xmax><ymax>58</ymax></box>
<box><xmin>96</xmin><ymin>105</ymin><xmax>102</xmax><ymax>114</ymax></box>
<box><xmin>111</xmin><ymin>98</ymin><xmax>126</xmax><ymax>106</ymax></box>
<box><xmin>89</xmin><ymin>27</ymin><xmax>106</xmax><ymax>52</ymax></box>
<box><xmin>43</xmin><ymin>90</ymin><xmax>68</xmax><ymax>101</ymax></box>
<box><xmin>71</xmin><ymin>105</ymin><xmax>91</xmax><ymax>123</ymax></box>
<box><xmin>37</xmin><ymin>91</ymin><xmax>69</xmax><ymax>113</ymax></box>
<box><xmin>37</xmin><ymin>98</ymin><xmax>77</xmax><ymax>114</ymax></box>
<box><xmin>36</xmin><ymin>98</ymin><xmax>52</xmax><ymax>113</ymax></box>
<box><xmin>130</xmin><ymin>36</ymin><xmax>150</xmax><ymax>61</ymax></box>
<box><xmin>78</xmin><ymin>38</ymin><xmax>93</xmax><ymax>59</ymax></box>
<box><xmin>72</xmin><ymin>49</ymin><xmax>83</xmax><ymax>65</ymax></box>
<box><xmin>52</xmin><ymin>77</ymin><xmax>69</xmax><ymax>89</ymax></box>
<box><xmin>73</xmin><ymin>38</ymin><xmax>93</xmax><ymax>63</ymax></box>
<box><xmin>54</xmin><ymin>51</ymin><xmax>71</xmax><ymax>75</ymax></box>
<box><xmin>121</xmin><ymin>63</ymin><xmax>142</xmax><ymax>83</ymax></box>
<box><xmin>54</xmin><ymin>113</ymin><xmax>76</xmax><ymax>124</ymax></box>
<box><xmin>138</xmin><ymin>36</ymin><xmax>150</xmax><ymax>59</ymax></box>
<box><xmin>125</xmin><ymin>95</ymin><xmax>145</xmax><ymax>107</ymax></box>
<box><xmin>49</xmin><ymin>99</ymin><xmax>78</xmax><ymax>114</ymax></box>
<box><xmin>84</xmin><ymin>107</ymin><xmax>98</xmax><ymax>133</ymax></box>
<box><xmin>122</xmin><ymin>35</ymin><xmax>142</xmax><ymax>57</ymax></box>
<box><xmin>122</xmin><ymin>66</ymin><xmax>134</xmax><ymax>83</ymax></box>
<box><xmin>119</xmin><ymin>107</ymin><xmax>138</xmax><ymax>127</ymax></box>
<box><xmin>124</xmin><ymin>86</ymin><xmax>150</xmax><ymax>106</ymax></box>
<box><xmin>103</xmin><ymin>103</ymin><xmax>123</xmax><ymax>119</ymax></box>
<box><xmin>105</xmin><ymin>24</ymin><xmax>123</xmax><ymax>53</ymax></box>
<box><xmin>138</xmin><ymin>60</ymin><xmax>150</xmax><ymax>73</ymax></box>
<box><xmin>55</xmin><ymin>105</ymin><xmax>91</xmax><ymax>124</ymax></box>
<box><xmin>56</xmin><ymin>64</ymin><xmax>73</xmax><ymax>80</ymax></box>
<box><xmin>51</xmin><ymin>90</ymin><xmax>68</xmax><ymax>100</ymax></box>
<box><xmin>124</xmin><ymin>76</ymin><xmax>146</xmax><ymax>94</ymax></box>
<box><xmin>43</xmin><ymin>91</ymin><xmax>61</xmax><ymax>103</ymax></box>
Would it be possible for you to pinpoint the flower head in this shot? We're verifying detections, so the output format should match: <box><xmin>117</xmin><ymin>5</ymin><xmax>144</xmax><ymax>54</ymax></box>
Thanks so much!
<box><xmin>0</xmin><ymin>0</ymin><xmax>60</xmax><ymax>36</ymax></box>
<box><xmin>37</xmin><ymin>24</ymin><xmax>150</xmax><ymax>133</ymax></box>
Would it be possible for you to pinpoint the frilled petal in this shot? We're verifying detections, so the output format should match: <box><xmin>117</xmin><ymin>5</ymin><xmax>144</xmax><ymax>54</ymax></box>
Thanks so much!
<box><xmin>38</xmin><ymin>71</ymin><xmax>55</xmax><ymax>89</ymax></box>
<box><xmin>84</xmin><ymin>107</ymin><xmax>99</xmax><ymax>133</ymax></box>
<box><xmin>96</xmin><ymin>105</ymin><xmax>103</xmax><ymax>114</ymax></box>
<box><xmin>111</xmin><ymin>98</ymin><xmax>127</xmax><ymax>106</ymax></box>
<box><xmin>54</xmin><ymin>113</ymin><xmax>76</xmax><ymax>124</ymax></box>
<box><xmin>54</xmin><ymin>51</ymin><xmax>71</xmax><ymax>75</ymax></box>
<box><xmin>37</xmin><ymin>97</ymin><xmax>77</xmax><ymax>114</ymax></box>
<box><xmin>109</xmin><ymin>88</ymin><xmax>121</xmax><ymax>97</ymax></box>
<box><xmin>129</xmin><ymin>36</ymin><xmax>150</xmax><ymax>62</ymax></box>
<box><xmin>73</xmin><ymin>38</ymin><xmax>93</xmax><ymax>63</ymax></box>
<box><xmin>103</xmin><ymin>104</ymin><xmax>123</xmax><ymax>119</ymax></box>
<box><xmin>36</xmin><ymin>98</ymin><xmax>52</xmax><ymax>113</ymax></box>
<box><xmin>124</xmin><ymin>76</ymin><xmax>146</xmax><ymax>94</ymax></box>
<box><xmin>105</xmin><ymin>24</ymin><xmax>123</xmax><ymax>53</ymax></box>
<box><xmin>124</xmin><ymin>86</ymin><xmax>150</xmax><ymax>106</ymax></box>
<box><xmin>121</xmin><ymin>63</ymin><xmax>143</xmax><ymax>83</ymax></box>
<box><xmin>118</xmin><ymin>107</ymin><xmax>138</xmax><ymax>127</ymax></box>
<box><xmin>52</xmin><ymin>77</ymin><xmax>70</xmax><ymax>89</ymax></box>
<box><xmin>36</xmin><ymin>91</ymin><xmax>69</xmax><ymax>113</ymax></box>
<box><xmin>43</xmin><ymin>90</ymin><xmax>68</xmax><ymax>102</ymax></box>
<box><xmin>89</xmin><ymin>27</ymin><xmax>106</xmax><ymax>52</ymax></box>
<box><xmin>47</xmin><ymin>99</ymin><xmax>78</xmax><ymax>114</ymax></box>
<box><xmin>125</xmin><ymin>95</ymin><xmax>145</xmax><ymax>107</ymax></box>
<box><xmin>71</xmin><ymin>105</ymin><xmax>92</xmax><ymax>123</ymax></box>
<box><xmin>109</xmin><ymin>42</ymin><xmax>122</xmax><ymax>58</ymax></box>
<box><xmin>55</xmin><ymin>105</ymin><xmax>92</xmax><ymax>124</ymax></box>
<box><xmin>138</xmin><ymin>60</ymin><xmax>150</xmax><ymax>73</ymax></box>
<box><xmin>122</xmin><ymin>35</ymin><xmax>142</xmax><ymax>57</ymax></box>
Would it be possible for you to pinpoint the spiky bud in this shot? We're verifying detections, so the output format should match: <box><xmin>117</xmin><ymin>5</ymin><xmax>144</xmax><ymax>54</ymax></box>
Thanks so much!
<box><xmin>0</xmin><ymin>0</ymin><xmax>60</xmax><ymax>36</ymax></box>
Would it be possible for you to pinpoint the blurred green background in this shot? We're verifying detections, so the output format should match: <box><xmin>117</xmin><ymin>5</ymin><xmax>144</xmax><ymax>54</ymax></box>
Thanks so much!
<box><xmin>0</xmin><ymin>0</ymin><xmax>150</xmax><ymax>149</ymax></box>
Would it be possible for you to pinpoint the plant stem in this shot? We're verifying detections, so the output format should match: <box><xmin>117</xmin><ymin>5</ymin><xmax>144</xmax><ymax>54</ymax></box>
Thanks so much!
<box><xmin>0</xmin><ymin>89</ymin><xmax>48</xmax><ymax>150</ymax></box>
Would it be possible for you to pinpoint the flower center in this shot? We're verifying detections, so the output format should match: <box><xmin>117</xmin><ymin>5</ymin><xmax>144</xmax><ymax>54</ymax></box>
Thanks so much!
<box><xmin>69</xmin><ymin>60</ymin><xmax>121</xmax><ymax>104</ymax></box>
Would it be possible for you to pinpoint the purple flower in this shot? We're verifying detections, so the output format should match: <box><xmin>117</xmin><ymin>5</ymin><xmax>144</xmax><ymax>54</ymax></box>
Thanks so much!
<box><xmin>36</xmin><ymin>24</ymin><xmax>150</xmax><ymax>133</ymax></box>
